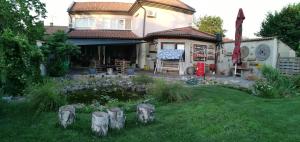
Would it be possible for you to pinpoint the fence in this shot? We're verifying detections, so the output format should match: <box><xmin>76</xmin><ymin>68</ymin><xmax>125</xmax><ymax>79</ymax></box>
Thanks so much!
<box><xmin>277</xmin><ymin>57</ymin><xmax>300</xmax><ymax>75</ymax></box>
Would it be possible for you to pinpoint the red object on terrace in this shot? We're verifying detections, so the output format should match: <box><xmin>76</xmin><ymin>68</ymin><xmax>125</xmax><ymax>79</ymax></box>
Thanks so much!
<box><xmin>232</xmin><ymin>8</ymin><xmax>245</xmax><ymax>65</ymax></box>
<box><xmin>196</xmin><ymin>62</ymin><xmax>205</xmax><ymax>77</ymax></box>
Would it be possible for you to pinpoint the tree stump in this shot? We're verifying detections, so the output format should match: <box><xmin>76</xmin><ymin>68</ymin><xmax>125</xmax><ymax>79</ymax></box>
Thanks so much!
<box><xmin>58</xmin><ymin>105</ymin><xmax>76</xmax><ymax>128</ymax></box>
<box><xmin>107</xmin><ymin>107</ymin><xmax>125</xmax><ymax>130</ymax></box>
<box><xmin>137</xmin><ymin>103</ymin><xmax>155</xmax><ymax>123</ymax></box>
<box><xmin>91</xmin><ymin>112</ymin><xmax>109</xmax><ymax>136</ymax></box>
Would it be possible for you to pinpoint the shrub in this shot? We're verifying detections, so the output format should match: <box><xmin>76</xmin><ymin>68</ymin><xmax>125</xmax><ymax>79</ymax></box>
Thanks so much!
<box><xmin>292</xmin><ymin>75</ymin><xmax>300</xmax><ymax>89</ymax></box>
<box><xmin>0</xmin><ymin>30</ymin><xmax>43</xmax><ymax>96</ymax></box>
<box><xmin>0</xmin><ymin>100</ymin><xmax>4</xmax><ymax>114</ymax></box>
<box><xmin>25</xmin><ymin>80</ymin><xmax>66</xmax><ymax>114</ymax></box>
<box><xmin>149</xmin><ymin>79</ymin><xmax>191</xmax><ymax>103</ymax></box>
<box><xmin>132</xmin><ymin>74</ymin><xmax>154</xmax><ymax>85</ymax></box>
<box><xmin>42</xmin><ymin>31</ymin><xmax>80</xmax><ymax>77</ymax></box>
<box><xmin>261</xmin><ymin>65</ymin><xmax>282</xmax><ymax>82</ymax></box>
<box><xmin>253</xmin><ymin>66</ymin><xmax>296</xmax><ymax>98</ymax></box>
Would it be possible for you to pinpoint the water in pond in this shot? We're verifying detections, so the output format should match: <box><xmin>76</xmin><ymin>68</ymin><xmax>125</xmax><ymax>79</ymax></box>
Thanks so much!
<box><xmin>67</xmin><ymin>86</ymin><xmax>144</xmax><ymax>104</ymax></box>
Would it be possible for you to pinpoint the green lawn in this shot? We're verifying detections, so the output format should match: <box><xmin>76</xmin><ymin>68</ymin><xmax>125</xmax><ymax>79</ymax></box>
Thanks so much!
<box><xmin>1</xmin><ymin>86</ymin><xmax>300</xmax><ymax>142</ymax></box>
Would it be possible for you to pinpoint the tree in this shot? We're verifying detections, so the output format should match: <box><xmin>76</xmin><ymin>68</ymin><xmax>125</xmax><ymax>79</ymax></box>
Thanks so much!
<box><xmin>0</xmin><ymin>0</ymin><xmax>46</xmax><ymax>43</ymax></box>
<box><xmin>0</xmin><ymin>30</ymin><xmax>43</xmax><ymax>96</ymax></box>
<box><xmin>42</xmin><ymin>31</ymin><xmax>80</xmax><ymax>77</ymax></box>
<box><xmin>258</xmin><ymin>3</ymin><xmax>300</xmax><ymax>56</ymax></box>
<box><xmin>196</xmin><ymin>16</ymin><xmax>226</xmax><ymax>36</ymax></box>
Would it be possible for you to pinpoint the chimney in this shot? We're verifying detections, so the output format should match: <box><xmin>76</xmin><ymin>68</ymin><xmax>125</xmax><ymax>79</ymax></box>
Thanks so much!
<box><xmin>50</xmin><ymin>22</ymin><xmax>54</xmax><ymax>27</ymax></box>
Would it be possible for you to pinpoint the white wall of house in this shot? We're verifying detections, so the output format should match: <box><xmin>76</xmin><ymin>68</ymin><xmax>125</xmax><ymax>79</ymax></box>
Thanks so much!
<box><xmin>278</xmin><ymin>40</ymin><xmax>296</xmax><ymax>57</ymax></box>
<box><xmin>143</xmin><ymin>6</ymin><xmax>193</xmax><ymax>35</ymax></box>
<box><xmin>131</xmin><ymin>6</ymin><xmax>193</xmax><ymax>37</ymax></box>
<box><xmin>132</xmin><ymin>8</ymin><xmax>145</xmax><ymax>37</ymax></box>
<box><xmin>217</xmin><ymin>38</ymin><xmax>296</xmax><ymax>76</ymax></box>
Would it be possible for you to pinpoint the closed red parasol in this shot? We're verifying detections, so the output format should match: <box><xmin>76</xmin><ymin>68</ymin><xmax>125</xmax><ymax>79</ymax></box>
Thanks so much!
<box><xmin>232</xmin><ymin>8</ymin><xmax>245</xmax><ymax>65</ymax></box>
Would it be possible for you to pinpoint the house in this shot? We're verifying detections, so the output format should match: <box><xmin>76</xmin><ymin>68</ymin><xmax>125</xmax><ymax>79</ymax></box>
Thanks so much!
<box><xmin>67</xmin><ymin>0</ymin><xmax>218</xmax><ymax>75</ymax></box>
<box><xmin>217</xmin><ymin>37</ymin><xmax>296</xmax><ymax>76</ymax></box>
<box><xmin>36</xmin><ymin>23</ymin><xmax>69</xmax><ymax>47</ymax></box>
<box><xmin>45</xmin><ymin>22</ymin><xmax>68</xmax><ymax>35</ymax></box>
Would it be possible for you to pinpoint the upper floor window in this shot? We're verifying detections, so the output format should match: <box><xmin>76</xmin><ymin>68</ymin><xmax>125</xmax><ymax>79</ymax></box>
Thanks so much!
<box><xmin>75</xmin><ymin>18</ymin><xmax>96</xmax><ymax>28</ymax></box>
<box><xmin>75</xmin><ymin>17</ymin><xmax>129</xmax><ymax>30</ymax></box>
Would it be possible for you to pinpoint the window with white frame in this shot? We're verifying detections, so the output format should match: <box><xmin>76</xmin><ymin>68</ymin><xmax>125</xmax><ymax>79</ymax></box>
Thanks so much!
<box><xmin>161</xmin><ymin>42</ymin><xmax>185</xmax><ymax>60</ymax></box>
<box><xmin>161</xmin><ymin>43</ymin><xmax>185</xmax><ymax>50</ymax></box>
<box><xmin>75</xmin><ymin>18</ymin><xmax>96</xmax><ymax>28</ymax></box>
<box><xmin>75</xmin><ymin>17</ymin><xmax>128</xmax><ymax>30</ymax></box>
<box><xmin>162</xmin><ymin>43</ymin><xmax>176</xmax><ymax>50</ymax></box>
<box><xmin>102</xmin><ymin>18</ymin><xmax>111</xmax><ymax>29</ymax></box>
<box><xmin>118</xmin><ymin>19</ymin><xmax>125</xmax><ymax>30</ymax></box>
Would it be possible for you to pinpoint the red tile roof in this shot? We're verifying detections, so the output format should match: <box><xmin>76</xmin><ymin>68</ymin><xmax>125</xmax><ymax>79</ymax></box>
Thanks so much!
<box><xmin>68</xmin><ymin>2</ymin><xmax>133</xmax><ymax>13</ymax></box>
<box><xmin>146</xmin><ymin>27</ymin><xmax>216</xmax><ymax>42</ymax></box>
<box><xmin>68</xmin><ymin>0</ymin><xmax>195</xmax><ymax>14</ymax></box>
<box><xmin>68</xmin><ymin>30</ymin><xmax>140</xmax><ymax>40</ymax></box>
<box><xmin>44</xmin><ymin>26</ymin><xmax>68</xmax><ymax>35</ymax></box>
<box><xmin>142</xmin><ymin>0</ymin><xmax>195</xmax><ymax>12</ymax></box>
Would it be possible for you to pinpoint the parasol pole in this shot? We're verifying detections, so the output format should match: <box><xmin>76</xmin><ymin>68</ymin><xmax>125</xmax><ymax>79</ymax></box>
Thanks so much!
<box><xmin>234</xmin><ymin>64</ymin><xmax>237</xmax><ymax>76</ymax></box>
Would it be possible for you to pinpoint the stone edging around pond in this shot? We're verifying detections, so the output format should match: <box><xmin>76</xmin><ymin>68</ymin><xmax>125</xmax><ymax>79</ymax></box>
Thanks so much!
<box><xmin>55</xmin><ymin>75</ymin><xmax>147</xmax><ymax>95</ymax></box>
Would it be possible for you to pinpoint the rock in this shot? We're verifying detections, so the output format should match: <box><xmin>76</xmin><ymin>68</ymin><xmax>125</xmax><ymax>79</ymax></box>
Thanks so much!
<box><xmin>71</xmin><ymin>103</ymin><xmax>85</xmax><ymax>109</ymax></box>
<box><xmin>137</xmin><ymin>103</ymin><xmax>155</xmax><ymax>123</ymax></box>
<box><xmin>58</xmin><ymin>105</ymin><xmax>76</xmax><ymax>128</ymax></box>
<box><xmin>2</xmin><ymin>96</ymin><xmax>12</xmax><ymax>102</ymax></box>
<box><xmin>107</xmin><ymin>108</ymin><xmax>125</xmax><ymax>130</ymax></box>
<box><xmin>91</xmin><ymin>112</ymin><xmax>109</xmax><ymax>136</ymax></box>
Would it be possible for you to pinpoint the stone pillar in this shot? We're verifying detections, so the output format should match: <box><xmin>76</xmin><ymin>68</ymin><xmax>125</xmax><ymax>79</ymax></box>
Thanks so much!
<box><xmin>58</xmin><ymin>105</ymin><xmax>76</xmax><ymax>128</ymax></box>
<box><xmin>91</xmin><ymin>112</ymin><xmax>109</xmax><ymax>137</ymax></box>
<box><xmin>137</xmin><ymin>103</ymin><xmax>155</xmax><ymax>124</ymax></box>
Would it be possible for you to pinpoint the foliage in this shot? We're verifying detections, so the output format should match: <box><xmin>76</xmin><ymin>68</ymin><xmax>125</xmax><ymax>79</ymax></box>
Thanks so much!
<box><xmin>42</xmin><ymin>31</ymin><xmax>80</xmax><ymax>77</ymax></box>
<box><xmin>0</xmin><ymin>0</ymin><xmax>46</xmax><ymax>43</ymax></box>
<box><xmin>292</xmin><ymin>75</ymin><xmax>300</xmax><ymax>90</ymax></box>
<box><xmin>258</xmin><ymin>3</ymin><xmax>300</xmax><ymax>56</ymax></box>
<box><xmin>196</xmin><ymin>16</ymin><xmax>226</xmax><ymax>36</ymax></box>
<box><xmin>132</xmin><ymin>74</ymin><xmax>154</xmax><ymax>85</ymax></box>
<box><xmin>149</xmin><ymin>80</ymin><xmax>191</xmax><ymax>103</ymax></box>
<box><xmin>0</xmin><ymin>100</ymin><xmax>4</xmax><ymax>114</ymax></box>
<box><xmin>25</xmin><ymin>80</ymin><xmax>66</xmax><ymax>114</ymax></box>
<box><xmin>253</xmin><ymin>66</ymin><xmax>296</xmax><ymax>98</ymax></box>
<box><xmin>0</xmin><ymin>30</ymin><xmax>43</xmax><ymax>96</ymax></box>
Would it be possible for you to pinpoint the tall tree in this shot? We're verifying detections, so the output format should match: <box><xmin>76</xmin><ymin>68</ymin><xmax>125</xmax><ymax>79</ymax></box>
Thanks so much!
<box><xmin>258</xmin><ymin>3</ymin><xmax>300</xmax><ymax>56</ymax></box>
<box><xmin>196</xmin><ymin>16</ymin><xmax>226</xmax><ymax>36</ymax></box>
<box><xmin>0</xmin><ymin>0</ymin><xmax>46</xmax><ymax>43</ymax></box>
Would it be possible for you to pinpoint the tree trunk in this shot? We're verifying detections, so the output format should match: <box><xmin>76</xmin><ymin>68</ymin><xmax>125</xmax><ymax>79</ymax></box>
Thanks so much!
<box><xmin>107</xmin><ymin>107</ymin><xmax>125</xmax><ymax>130</ymax></box>
<box><xmin>136</xmin><ymin>103</ymin><xmax>155</xmax><ymax>123</ymax></box>
<box><xmin>58</xmin><ymin>105</ymin><xmax>76</xmax><ymax>128</ymax></box>
<box><xmin>91</xmin><ymin>112</ymin><xmax>109</xmax><ymax>136</ymax></box>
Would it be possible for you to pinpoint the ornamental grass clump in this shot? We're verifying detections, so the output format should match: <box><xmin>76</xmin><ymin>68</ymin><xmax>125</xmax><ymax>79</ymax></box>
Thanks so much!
<box><xmin>253</xmin><ymin>66</ymin><xmax>297</xmax><ymax>98</ymax></box>
<box><xmin>132</xmin><ymin>74</ymin><xmax>154</xmax><ymax>85</ymax></box>
<box><xmin>25</xmin><ymin>80</ymin><xmax>66</xmax><ymax>114</ymax></box>
<box><xmin>149</xmin><ymin>79</ymin><xmax>191</xmax><ymax>103</ymax></box>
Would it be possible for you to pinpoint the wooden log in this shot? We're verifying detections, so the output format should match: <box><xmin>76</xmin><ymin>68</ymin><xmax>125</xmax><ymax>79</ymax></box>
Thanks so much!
<box><xmin>107</xmin><ymin>107</ymin><xmax>125</xmax><ymax>130</ymax></box>
<box><xmin>58</xmin><ymin>105</ymin><xmax>76</xmax><ymax>128</ymax></box>
<box><xmin>136</xmin><ymin>103</ymin><xmax>155</xmax><ymax>123</ymax></box>
<box><xmin>91</xmin><ymin>112</ymin><xmax>109</xmax><ymax>136</ymax></box>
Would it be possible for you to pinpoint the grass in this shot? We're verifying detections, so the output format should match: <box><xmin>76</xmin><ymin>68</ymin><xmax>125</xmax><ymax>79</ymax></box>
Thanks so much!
<box><xmin>1</xmin><ymin>86</ymin><xmax>300</xmax><ymax>142</ymax></box>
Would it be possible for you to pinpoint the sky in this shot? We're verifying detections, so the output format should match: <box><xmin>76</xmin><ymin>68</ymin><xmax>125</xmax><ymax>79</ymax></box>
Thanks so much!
<box><xmin>41</xmin><ymin>0</ymin><xmax>299</xmax><ymax>39</ymax></box>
